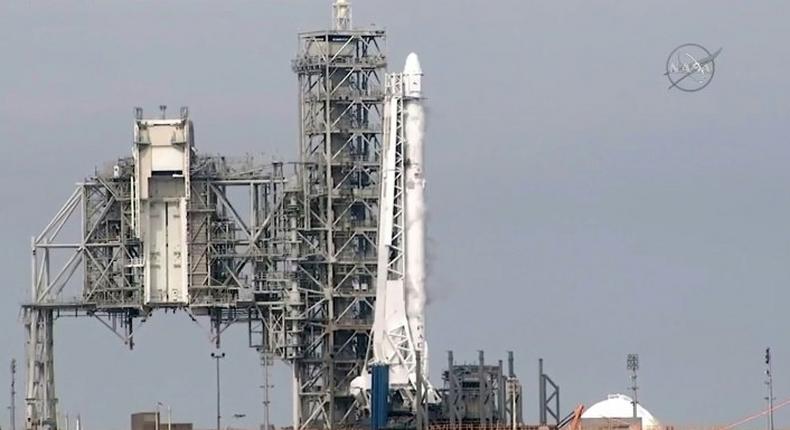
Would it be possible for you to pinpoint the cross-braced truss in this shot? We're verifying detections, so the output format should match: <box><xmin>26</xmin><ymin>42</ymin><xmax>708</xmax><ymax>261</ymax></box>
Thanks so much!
<box><xmin>288</xmin><ymin>27</ymin><xmax>386</xmax><ymax>429</ymax></box>
<box><xmin>23</xmin><ymin>18</ymin><xmax>387</xmax><ymax>430</ymax></box>
<box><xmin>23</xmin><ymin>153</ymin><xmax>296</xmax><ymax>430</ymax></box>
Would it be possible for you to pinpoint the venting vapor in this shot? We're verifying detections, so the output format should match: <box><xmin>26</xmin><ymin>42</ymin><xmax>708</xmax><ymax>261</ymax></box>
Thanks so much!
<box><xmin>353</xmin><ymin>52</ymin><xmax>436</xmax><ymax>405</ymax></box>
<box><xmin>403</xmin><ymin>53</ymin><xmax>427</xmax><ymax>361</ymax></box>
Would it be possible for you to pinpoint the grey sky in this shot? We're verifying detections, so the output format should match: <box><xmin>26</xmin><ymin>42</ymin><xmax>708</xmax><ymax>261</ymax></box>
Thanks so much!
<box><xmin>2</xmin><ymin>1</ymin><xmax>790</xmax><ymax>429</ymax></box>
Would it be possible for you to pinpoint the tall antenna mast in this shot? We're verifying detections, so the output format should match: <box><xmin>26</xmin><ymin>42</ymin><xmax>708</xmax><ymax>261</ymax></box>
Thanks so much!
<box><xmin>10</xmin><ymin>359</ymin><xmax>16</xmax><ymax>430</ymax></box>
<box><xmin>626</xmin><ymin>354</ymin><xmax>639</xmax><ymax>418</ymax></box>
<box><xmin>332</xmin><ymin>0</ymin><xmax>352</xmax><ymax>30</ymax></box>
<box><xmin>765</xmin><ymin>348</ymin><xmax>775</xmax><ymax>430</ymax></box>
<box><xmin>260</xmin><ymin>352</ymin><xmax>274</xmax><ymax>430</ymax></box>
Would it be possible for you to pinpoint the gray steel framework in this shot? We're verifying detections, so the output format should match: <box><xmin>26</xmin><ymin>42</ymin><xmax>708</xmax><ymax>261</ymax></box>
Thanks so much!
<box><xmin>23</xmin><ymin>149</ymin><xmax>293</xmax><ymax>430</ymax></box>
<box><xmin>538</xmin><ymin>359</ymin><xmax>560</xmax><ymax>427</ymax></box>
<box><xmin>23</xmin><ymin>21</ymin><xmax>386</xmax><ymax>430</ymax></box>
<box><xmin>443</xmin><ymin>352</ymin><xmax>522</xmax><ymax>428</ymax></box>
<box><xmin>288</xmin><ymin>25</ymin><xmax>386</xmax><ymax>429</ymax></box>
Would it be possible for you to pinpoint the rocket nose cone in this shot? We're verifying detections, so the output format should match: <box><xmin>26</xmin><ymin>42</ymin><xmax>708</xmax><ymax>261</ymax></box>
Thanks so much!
<box><xmin>404</xmin><ymin>52</ymin><xmax>422</xmax><ymax>75</ymax></box>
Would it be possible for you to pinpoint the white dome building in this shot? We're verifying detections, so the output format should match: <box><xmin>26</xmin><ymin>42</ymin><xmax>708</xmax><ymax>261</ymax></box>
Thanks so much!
<box><xmin>582</xmin><ymin>394</ymin><xmax>660</xmax><ymax>429</ymax></box>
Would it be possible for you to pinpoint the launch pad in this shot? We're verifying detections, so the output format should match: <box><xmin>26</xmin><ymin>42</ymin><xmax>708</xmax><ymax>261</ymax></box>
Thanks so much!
<box><xmin>21</xmin><ymin>2</ymin><xmax>523</xmax><ymax>430</ymax></box>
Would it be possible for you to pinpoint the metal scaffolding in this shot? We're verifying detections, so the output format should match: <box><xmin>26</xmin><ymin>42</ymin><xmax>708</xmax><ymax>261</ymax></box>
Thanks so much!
<box><xmin>22</xmin><ymin>145</ymin><xmax>292</xmax><ymax>429</ymax></box>
<box><xmin>289</xmin><ymin>22</ymin><xmax>386</xmax><ymax>429</ymax></box>
<box><xmin>443</xmin><ymin>352</ymin><xmax>522</xmax><ymax>428</ymax></box>
<box><xmin>22</xmin><ymin>4</ymin><xmax>386</xmax><ymax>430</ymax></box>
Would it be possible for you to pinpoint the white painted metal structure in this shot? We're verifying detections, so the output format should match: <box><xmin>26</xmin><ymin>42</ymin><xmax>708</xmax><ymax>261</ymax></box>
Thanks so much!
<box><xmin>332</xmin><ymin>0</ymin><xmax>351</xmax><ymax>30</ymax></box>
<box><xmin>133</xmin><ymin>118</ymin><xmax>193</xmax><ymax>305</ymax></box>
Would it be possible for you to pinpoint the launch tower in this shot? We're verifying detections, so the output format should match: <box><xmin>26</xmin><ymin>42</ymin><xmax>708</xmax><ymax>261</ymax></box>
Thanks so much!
<box><xmin>20</xmin><ymin>2</ymin><xmax>529</xmax><ymax>430</ymax></box>
<box><xmin>289</xmin><ymin>0</ymin><xmax>386</xmax><ymax>426</ymax></box>
<box><xmin>22</xmin><ymin>2</ymin><xmax>384</xmax><ymax>430</ymax></box>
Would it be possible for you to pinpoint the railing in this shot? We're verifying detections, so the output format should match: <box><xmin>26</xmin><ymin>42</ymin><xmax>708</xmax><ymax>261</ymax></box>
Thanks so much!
<box><xmin>428</xmin><ymin>425</ymin><xmax>544</xmax><ymax>430</ymax></box>
<box><xmin>274</xmin><ymin>425</ymin><xmax>734</xmax><ymax>430</ymax></box>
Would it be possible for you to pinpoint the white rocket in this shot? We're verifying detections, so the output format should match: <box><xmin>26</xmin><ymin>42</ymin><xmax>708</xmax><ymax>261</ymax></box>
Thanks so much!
<box><xmin>353</xmin><ymin>52</ymin><xmax>436</xmax><ymax>405</ymax></box>
<box><xmin>402</xmin><ymin>52</ymin><xmax>427</xmax><ymax>368</ymax></box>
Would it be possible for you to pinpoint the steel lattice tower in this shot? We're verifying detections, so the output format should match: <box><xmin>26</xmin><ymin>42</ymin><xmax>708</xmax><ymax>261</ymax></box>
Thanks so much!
<box><xmin>289</xmin><ymin>9</ymin><xmax>386</xmax><ymax>427</ymax></box>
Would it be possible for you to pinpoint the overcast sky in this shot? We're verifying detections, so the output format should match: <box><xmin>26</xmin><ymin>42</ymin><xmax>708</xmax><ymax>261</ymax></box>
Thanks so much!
<box><xmin>2</xmin><ymin>1</ymin><xmax>790</xmax><ymax>430</ymax></box>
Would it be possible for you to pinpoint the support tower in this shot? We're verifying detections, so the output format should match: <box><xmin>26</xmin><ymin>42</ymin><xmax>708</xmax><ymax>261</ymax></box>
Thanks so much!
<box><xmin>290</xmin><ymin>1</ymin><xmax>386</xmax><ymax>427</ymax></box>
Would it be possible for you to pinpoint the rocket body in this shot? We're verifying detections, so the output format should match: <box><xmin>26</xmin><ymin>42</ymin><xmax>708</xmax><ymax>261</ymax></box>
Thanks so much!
<box><xmin>404</xmin><ymin>53</ymin><xmax>422</xmax><ymax>97</ymax></box>
<box><xmin>403</xmin><ymin>53</ymin><xmax>427</xmax><ymax>365</ymax></box>
<box><xmin>355</xmin><ymin>52</ymin><xmax>435</xmax><ymax>404</ymax></box>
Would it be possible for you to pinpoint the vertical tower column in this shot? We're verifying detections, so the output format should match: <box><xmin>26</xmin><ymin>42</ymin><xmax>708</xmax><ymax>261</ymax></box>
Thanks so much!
<box><xmin>11</xmin><ymin>358</ymin><xmax>17</xmax><ymax>430</ymax></box>
<box><xmin>24</xmin><ymin>308</ymin><xmax>56</xmax><ymax>430</ymax></box>
<box><xmin>291</xmin><ymin>4</ymin><xmax>386</xmax><ymax>428</ymax></box>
